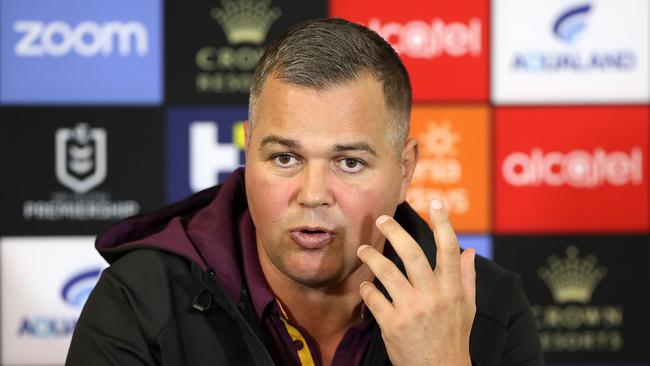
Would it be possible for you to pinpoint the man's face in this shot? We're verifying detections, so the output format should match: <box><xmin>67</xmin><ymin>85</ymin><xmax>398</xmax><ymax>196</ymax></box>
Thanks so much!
<box><xmin>245</xmin><ymin>74</ymin><xmax>416</xmax><ymax>289</ymax></box>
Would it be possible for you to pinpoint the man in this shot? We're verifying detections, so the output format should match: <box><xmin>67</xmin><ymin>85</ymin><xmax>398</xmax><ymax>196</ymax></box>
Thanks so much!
<box><xmin>67</xmin><ymin>18</ymin><xmax>543</xmax><ymax>366</ymax></box>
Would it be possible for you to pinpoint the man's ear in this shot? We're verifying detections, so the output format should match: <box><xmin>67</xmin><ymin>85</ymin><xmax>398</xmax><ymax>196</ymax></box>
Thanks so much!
<box><xmin>398</xmin><ymin>137</ymin><xmax>418</xmax><ymax>203</ymax></box>
<box><xmin>243</xmin><ymin>121</ymin><xmax>250</xmax><ymax>147</ymax></box>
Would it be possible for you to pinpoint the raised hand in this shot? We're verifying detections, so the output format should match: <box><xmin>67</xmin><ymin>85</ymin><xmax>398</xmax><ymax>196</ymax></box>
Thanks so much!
<box><xmin>357</xmin><ymin>199</ymin><xmax>476</xmax><ymax>366</ymax></box>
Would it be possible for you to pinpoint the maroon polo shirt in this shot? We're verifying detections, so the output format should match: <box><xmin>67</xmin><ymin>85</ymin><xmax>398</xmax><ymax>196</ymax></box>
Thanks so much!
<box><xmin>234</xmin><ymin>209</ymin><xmax>376</xmax><ymax>366</ymax></box>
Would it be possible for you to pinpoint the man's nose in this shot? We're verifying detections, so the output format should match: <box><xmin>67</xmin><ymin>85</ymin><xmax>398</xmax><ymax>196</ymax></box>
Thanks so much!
<box><xmin>296</xmin><ymin>163</ymin><xmax>334</xmax><ymax>208</ymax></box>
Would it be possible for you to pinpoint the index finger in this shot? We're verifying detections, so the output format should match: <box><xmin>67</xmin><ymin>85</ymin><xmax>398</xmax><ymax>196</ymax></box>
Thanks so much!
<box><xmin>429</xmin><ymin>199</ymin><xmax>462</xmax><ymax>281</ymax></box>
<box><xmin>375</xmin><ymin>215</ymin><xmax>433</xmax><ymax>289</ymax></box>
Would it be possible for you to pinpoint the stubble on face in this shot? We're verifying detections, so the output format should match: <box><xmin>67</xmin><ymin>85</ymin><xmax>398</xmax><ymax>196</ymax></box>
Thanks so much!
<box><xmin>245</xmin><ymin>73</ymin><xmax>411</xmax><ymax>292</ymax></box>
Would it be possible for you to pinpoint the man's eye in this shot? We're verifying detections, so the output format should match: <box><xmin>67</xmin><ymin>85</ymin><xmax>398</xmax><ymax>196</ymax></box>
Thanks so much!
<box><xmin>273</xmin><ymin>153</ymin><xmax>299</xmax><ymax>167</ymax></box>
<box><xmin>337</xmin><ymin>158</ymin><xmax>365</xmax><ymax>173</ymax></box>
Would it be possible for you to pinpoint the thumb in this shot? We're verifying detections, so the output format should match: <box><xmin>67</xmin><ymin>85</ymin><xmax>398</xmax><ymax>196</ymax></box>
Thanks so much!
<box><xmin>460</xmin><ymin>248</ymin><xmax>476</xmax><ymax>305</ymax></box>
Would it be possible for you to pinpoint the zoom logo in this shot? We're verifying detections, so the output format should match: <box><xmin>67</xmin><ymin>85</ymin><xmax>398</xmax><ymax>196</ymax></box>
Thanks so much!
<box><xmin>0</xmin><ymin>0</ymin><xmax>161</xmax><ymax>104</ymax></box>
<box><xmin>61</xmin><ymin>268</ymin><xmax>102</xmax><ymax>308</ymax></box>
<box><xmin>552</xmin><ymin>3</ymin><xmax>592</xmax><ymax>43</ymax></box>
<box><xmin>14</xmin><ymin>20</ymin><xmax>148</xmax><ymax>57</ymax></box>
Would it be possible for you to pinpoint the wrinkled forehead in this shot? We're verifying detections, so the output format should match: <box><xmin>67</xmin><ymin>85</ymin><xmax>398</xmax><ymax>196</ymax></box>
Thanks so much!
<box><xmin>252</xmin><ymin>74</ymin><xmax>390</xmax><ymax>133</ymax></box>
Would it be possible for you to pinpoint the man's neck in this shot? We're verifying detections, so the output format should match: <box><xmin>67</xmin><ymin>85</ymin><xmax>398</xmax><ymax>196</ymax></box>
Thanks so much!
<box><xmin>257</xmin><ymin>243</ymin><xmax>378</xmax><ymax>364</ymax></box>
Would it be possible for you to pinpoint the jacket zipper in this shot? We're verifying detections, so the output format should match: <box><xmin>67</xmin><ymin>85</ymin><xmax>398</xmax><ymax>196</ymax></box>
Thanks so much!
<box><xmin>205</xmin><ymin>269</ymin><xmax>277</xmax><ymax>366</ymax></box>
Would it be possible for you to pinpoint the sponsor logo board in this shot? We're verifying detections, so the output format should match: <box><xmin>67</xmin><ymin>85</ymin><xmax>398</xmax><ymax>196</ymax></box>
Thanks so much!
<box><xmin>494</xmin><ymin>236</ymin><xmax>650</xmax><ymax>363</ymax></box>
<box><xmin>0</xmin><ymin>237</ymin><xmax>107</xmax><ymax>365</ymax></box>
<box><xmin>494</xmin><ymin>107</ymin><xmax>649</xmax><ymax>233</ymax></box>
<box><xmin>492</xmin><ymin>0</ymin><xmax>650</xmax><ymax>104</ymax></box>
<box><xmin>0</xmin><ymin>0</ymin><xmax>162</xmax><ymax>104</ymax></box>
<box><xmin>407</xmin><ymin>105</ymin><xmax>491</xmax><ymax>232</ymax></box>
<box><xmin>165</xmin><ymin>0</ymin><xmax>326</xmax><ymax>104</ymax></box>
<box><xmin>0</xmin><ymin>108</ymin><xmax>164</xmax><ymax>235</ymax></box>
<box><xmin>166</xmin><ymin>107</ymin><xmax>247</xmax><ymax>202</ymax></box>
<box><xmin>330</xmin><ymin>0</ymin><xmax>489</xmax><ymax>101</ymax></box>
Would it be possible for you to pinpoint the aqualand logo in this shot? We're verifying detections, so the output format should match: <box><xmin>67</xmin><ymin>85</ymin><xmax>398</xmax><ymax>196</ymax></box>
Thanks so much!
<box><xmin>502</xmin><ymin>147</ymin><xmax>643</xmax><ymax>188</ymax></box>
<box><xmin>61</xmin><ymin>268</ymin><xmax>103</xmax><ymax>307</ymax></box>
<box><xmin>511</xmin><ymin>2</ymin><xmax>636</xmax><ymax>72</ymax></box>
<box><xmin>17</xmin><ymin>268</ymin><xmax>102</xmax><ymax>338</ymax></box>
<box><xmin>367</xmin><ymin>18</ymin><xmax>481</xmax><ymax>59</ymax></box>
<box><xmin>552</xmin><ymin>3</ymin><xmax>592</xmax><ymax>43</ymax></box>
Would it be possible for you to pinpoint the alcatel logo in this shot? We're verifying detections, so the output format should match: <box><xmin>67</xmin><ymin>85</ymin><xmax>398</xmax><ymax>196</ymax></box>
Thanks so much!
<box><xmin>502</xmin><ymin>147</ymin><xmax>643</xmax><ymax>188</ymax></box>
<box><xmin>368</xmin><ymin>18</ymin><xmax>481</xmax><ymax>59</ymax></box>
<box><xmin>14</xmin><ymin>20</ymin><xmax>148</xmax><ymax>57</ymax></box>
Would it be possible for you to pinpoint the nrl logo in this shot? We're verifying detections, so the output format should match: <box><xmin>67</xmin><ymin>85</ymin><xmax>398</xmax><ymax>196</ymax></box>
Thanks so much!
<box><xmin>211</xmin><ymin>0</ymin><xmax>281</xmax><ymax>45</ymax></box>
<box><xmin>55</xmin><ymin>123</ymin><xmax>107</xmax><ymax>194</ymax></box>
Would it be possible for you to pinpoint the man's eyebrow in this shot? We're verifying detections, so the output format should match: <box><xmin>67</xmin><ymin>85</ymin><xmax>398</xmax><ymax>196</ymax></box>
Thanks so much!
<box><xmin>258</xmin><ymin>136</ymin><xmax>377</xmax><ymax>157</ymax></box>
<box><xmin>259</xmin><ymin>135</ymin><xmax>302</xmax><ymax>150</ymax></box>
<box><xmin>333</xmin><ymin>143</ymin><xmax>377</xmax><ymax>157</ymax></box>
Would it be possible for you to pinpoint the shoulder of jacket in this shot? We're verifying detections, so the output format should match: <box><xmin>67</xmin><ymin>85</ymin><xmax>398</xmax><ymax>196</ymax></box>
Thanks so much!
<box><xmin>106</xmin><ymin>247</ymin><xmax>198</xmax><ymax>280</ymax></box>
<box><xmin>97</xmin><ymin>248</ymin><xmax>209</xmax><ymax>337</ymax></box>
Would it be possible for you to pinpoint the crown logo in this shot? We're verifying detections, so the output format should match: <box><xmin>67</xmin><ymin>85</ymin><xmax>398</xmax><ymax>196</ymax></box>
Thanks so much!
<box><xmin>538</xmin><ymin>246</ymin><xmax>607</xmax><ymax>304</ymax></box>
<box><xmin>211</xmin><ymin>0</ymin><xmax>281</xmax><ymax>45</ymax></box>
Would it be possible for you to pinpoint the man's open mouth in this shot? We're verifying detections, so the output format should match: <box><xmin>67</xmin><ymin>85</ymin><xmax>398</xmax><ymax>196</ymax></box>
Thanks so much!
<box><xmin>289</xmin><ymin>227</ymin><xmax>335</xmax><ymax>249</ymax></box>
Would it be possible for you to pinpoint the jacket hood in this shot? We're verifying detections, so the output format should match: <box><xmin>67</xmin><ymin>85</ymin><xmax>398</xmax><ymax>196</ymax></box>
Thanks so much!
<box><xmin>96</xmin><ymin>168</ymin><xmax>250</xmax><ymax>302</ymax></box>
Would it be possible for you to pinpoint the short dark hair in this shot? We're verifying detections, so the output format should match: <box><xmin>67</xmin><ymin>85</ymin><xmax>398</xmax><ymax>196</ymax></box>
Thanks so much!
<box><xmin>249</xmin><ymin>18</ymin><xmax>412</xmax><ymax>148</ymax></box>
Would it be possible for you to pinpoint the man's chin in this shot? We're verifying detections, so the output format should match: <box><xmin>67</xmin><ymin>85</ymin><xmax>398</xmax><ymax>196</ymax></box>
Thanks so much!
<box><xmin>281</xmin><ymin>264</ymin><xmax>346</xmax><ymax>289</ymax></box>
<box><xmin>269</xmin><ymin>247</ymin><xmax>358</xmax><ymax>289</ymax></box>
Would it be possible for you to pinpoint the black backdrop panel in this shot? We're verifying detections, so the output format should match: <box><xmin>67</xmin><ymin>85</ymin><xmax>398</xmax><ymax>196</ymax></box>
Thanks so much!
<box><xmin>165</xmin><ymin>0</ymin><xmax>328</xmax><ymax>105</ymax></box>
<box><xmin>0</xmin><ymin>107</ymin><xmax>165</xmax><ymax>236</ymax></box>
<box><xmin>494</xmin><ymin>235</ymin><xmax>650</xmax><ymax>364</ymax></box>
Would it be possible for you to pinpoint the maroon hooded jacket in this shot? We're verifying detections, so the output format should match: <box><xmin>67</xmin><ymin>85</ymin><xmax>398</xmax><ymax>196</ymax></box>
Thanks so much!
<box><xmin>66</xmin><ymin>168</ymin><xmax>544</xmax><ymax>366</ymax></box>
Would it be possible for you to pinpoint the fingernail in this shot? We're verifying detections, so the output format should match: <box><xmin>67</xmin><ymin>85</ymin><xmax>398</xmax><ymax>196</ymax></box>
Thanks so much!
<box><xmin>431</xmin><ymin>199</ymin><xmax>443</xmax><ymax>210</ymax></box>
<box><xmin>357</xmin><ymin>244</ymin><xmax>370</xmax><ymax>255</ymax></box>
<box><xmin>359</xmin><ymin>280</ymin><xmax>370</xmax><ymax>289</ymax></box>
<box><xmin>376</xmin><ymin>215</ymin><xmax>389</xmax><ymax>225</ymax></box>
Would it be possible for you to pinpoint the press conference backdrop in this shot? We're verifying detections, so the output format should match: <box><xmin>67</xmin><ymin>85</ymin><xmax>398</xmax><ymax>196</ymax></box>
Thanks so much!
<box><xmin>0</xmin><ymin>0</ymin><xmax>648</xmax><ymax>364</ymax></box>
